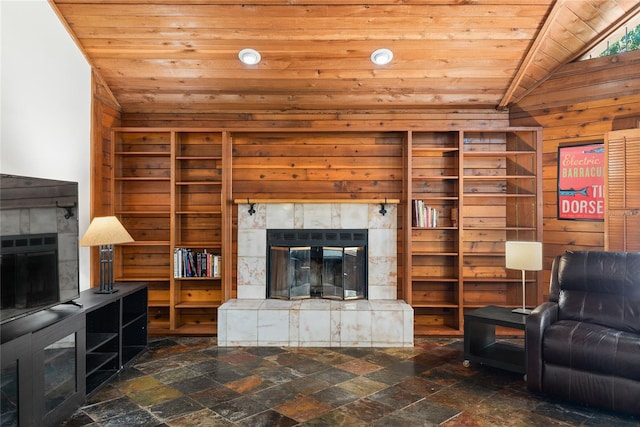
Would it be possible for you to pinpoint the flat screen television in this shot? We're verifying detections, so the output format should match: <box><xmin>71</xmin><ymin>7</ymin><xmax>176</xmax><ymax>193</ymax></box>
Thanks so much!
<box><xmin>0</xmin><ymin>174</ymin><xmax>80</xmax><ymax>324</ymax></box>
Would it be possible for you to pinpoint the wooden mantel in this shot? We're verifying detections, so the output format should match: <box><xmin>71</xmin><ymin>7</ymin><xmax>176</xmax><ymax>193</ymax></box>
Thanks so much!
<box><xmin>233</xmin><ymin>199</ymin><xmax>400</xmax><ymax>204</ymax></box>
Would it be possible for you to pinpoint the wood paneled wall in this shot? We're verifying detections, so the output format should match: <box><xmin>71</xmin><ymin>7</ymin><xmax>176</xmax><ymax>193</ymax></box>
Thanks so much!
<box><xmin>510</xmin><ymin>50</ymin><xmax>640</xmax><ymax>290</ymax></box>
<box><xmin>91</xmin><ymin>71</ymin><xmax>122</xmax><ymax>218</ymax></box>
<box><xmin>232</xmin><ymin>132</ymin><xmax>404</xmax><ymax>200</ymax></box>
<box><xmin>88</xmin><ymin>71</ymin><xmax>122</xmax><ymax>287</ymax></box>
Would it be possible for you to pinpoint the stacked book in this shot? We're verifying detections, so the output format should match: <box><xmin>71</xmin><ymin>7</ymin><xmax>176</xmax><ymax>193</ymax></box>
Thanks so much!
<box><xmin>412</xmin><ymin>200</ymin><xmax>439</xmax><ymax>228</ymax></box>
<box><xmin>174</xmin><ymin>248</ymin><xmax>221</xmax><ymax>278</ymax></box>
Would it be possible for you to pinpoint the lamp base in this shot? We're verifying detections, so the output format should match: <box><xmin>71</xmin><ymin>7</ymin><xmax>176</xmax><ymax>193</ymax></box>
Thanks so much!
<box><xmin>512</xmin><ymin>307</ymin><xmax>532</xmax><ymax>315</ymax></box>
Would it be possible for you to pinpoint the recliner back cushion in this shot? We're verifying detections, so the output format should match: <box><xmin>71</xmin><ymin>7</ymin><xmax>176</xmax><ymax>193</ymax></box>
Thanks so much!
<box><xmin>557</xmin><ymin>251</ymin><xmax>640</xmax><ymax>334</ymax></box>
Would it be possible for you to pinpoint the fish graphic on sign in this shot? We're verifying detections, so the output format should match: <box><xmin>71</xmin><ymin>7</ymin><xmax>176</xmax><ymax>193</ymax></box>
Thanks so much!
<box><xmin>583</xmin><ymin>147</ymin><xmax>605</xmax><ymax>154</ymax></box>
<box><xmin>558</xmin><ymin>187</ymin><xmax>589</xmax><ymax>197</ymax></box>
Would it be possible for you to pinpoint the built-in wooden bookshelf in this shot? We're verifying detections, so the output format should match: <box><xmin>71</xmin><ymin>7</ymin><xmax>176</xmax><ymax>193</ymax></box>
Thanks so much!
<box><xmin>407</xmin><ymin>131</ymin><xmax>462</xmax><ymax>333</ymax></box>
<box><xmin>112</xmin><ymin>130</ymin><xmax>171</xmax><ymax>334</ymax></box>
<box><xmin>406</xmin><ymin>129</ymin><xmax>542</xmax><ymax>335</ymax></box>
<box><xmin>461</xmin><ymin>130</ymin><xmax>540</xmax><ymax>313</ymax></box>
<box><xmin>112</xmin><ymin>129</ymin><xmax>231</xmax><ymax>335</ymax></box>
<box><xmin>171</xmin><ymin>132</ymin><xmax>226</xmax><ymax>334</ymax></box>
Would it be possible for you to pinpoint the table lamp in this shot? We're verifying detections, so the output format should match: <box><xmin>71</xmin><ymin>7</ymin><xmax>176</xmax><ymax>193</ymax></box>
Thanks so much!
<box><xmin>80</xmin><ymin>216</ymin><xmax>134</xmax><ymax>294</ymax></box>
<box><xmin>505</xmin><ymin>241</ymin><xmax>542</xmax><ymax>314</ymax></box>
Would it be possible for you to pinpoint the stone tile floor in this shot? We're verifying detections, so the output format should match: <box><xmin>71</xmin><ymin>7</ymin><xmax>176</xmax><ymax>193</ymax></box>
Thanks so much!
<box><xmin>63</xmin><ymin>337</ymin><xmax>639</xmax><ymax>426</ymax></box>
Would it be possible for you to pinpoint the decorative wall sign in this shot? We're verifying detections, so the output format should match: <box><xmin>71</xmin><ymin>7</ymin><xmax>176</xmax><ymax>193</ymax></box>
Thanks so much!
<box><xmin>557</xmin><ymin>142</ymin><xmax>605</xmax><ymax>220</ymax></box>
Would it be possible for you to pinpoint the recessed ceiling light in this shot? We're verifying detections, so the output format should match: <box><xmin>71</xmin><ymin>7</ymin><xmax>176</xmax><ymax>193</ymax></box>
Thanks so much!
<box><xmin>371</xmin><ymin>48</ymin><xmax>393</xmax><ymax>65</ymax></box>
<box><xmin>238</xmin><ymin>48</ymin><xmax>261</xmax><ymax>65</ymax></box>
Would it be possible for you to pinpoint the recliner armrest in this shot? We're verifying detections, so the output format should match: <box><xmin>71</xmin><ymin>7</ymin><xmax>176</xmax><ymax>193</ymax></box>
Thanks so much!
<box><xmin>526</xmin><ymin>302</ymin><xmax>558</xmax><ymax>391</ymax></box>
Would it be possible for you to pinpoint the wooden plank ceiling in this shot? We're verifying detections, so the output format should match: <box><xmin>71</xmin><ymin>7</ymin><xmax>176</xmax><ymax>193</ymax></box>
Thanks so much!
<box><xmin>50</xmin><ymin>0</ymin><xmax>639</xmax><ymax>114</ymax></box>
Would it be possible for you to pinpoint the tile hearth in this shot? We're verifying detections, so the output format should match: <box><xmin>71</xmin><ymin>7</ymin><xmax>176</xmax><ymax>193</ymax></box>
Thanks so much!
<box><xmin>218</xmin><ymin>299</ymin><xmax>413</xmax><ymax>347</ymax></box>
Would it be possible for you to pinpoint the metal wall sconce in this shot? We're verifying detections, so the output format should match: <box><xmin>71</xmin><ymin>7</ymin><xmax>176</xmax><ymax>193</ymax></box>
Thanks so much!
<box><xmin>379</xmin><ymin>198</ymin><xmax>388</xmax><ymax>216</ymax></box>
<box><xmin>56</xmin><ymin>201</ymin><xmax>76</xmax><ymax>219</ymax></box>
<box><xmin>247</xmin><ymin>199</ymin><xmax>256</xmax><ymax>216</ymax></box>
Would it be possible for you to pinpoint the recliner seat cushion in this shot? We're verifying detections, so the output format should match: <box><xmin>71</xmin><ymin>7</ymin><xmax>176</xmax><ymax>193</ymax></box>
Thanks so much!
<box><xmin>543</xmin><ymin>320</ymin><xmax>640</xmax><ymax>382</ymax></box>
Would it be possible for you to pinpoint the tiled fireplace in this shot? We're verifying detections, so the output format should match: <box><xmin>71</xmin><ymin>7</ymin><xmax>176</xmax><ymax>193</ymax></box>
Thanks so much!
<box><xmin>217</xmin><ymin>202</ymin><xmax>414</xmax><ymax>347</ymax></box>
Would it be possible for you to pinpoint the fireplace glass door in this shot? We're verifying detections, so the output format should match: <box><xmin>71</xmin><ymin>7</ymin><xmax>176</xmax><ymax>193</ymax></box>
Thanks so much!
<box><xmin>269</xmin><ymin>245</ymin><xmax>365</xmax><ymax>300</ymax></box>
<box><xmin>322</xmin><ymin>246</ymin><xmax>366</xmax><ymax>300</ymax></box>
<box><xmin>344</xmin><ymin>246</ymin><xmax>365</xmax><ymax>299</ymax></box>
<box><xmin>270</xmin><ymin>246</ymin><xmax>311</xmax><ymax>299</ymax></box>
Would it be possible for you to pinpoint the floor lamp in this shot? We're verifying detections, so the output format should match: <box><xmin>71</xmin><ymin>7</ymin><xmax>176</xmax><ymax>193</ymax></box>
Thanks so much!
<box><xmin>505</xmin><ymin>241</ymin><xmax>542</xmax><ymax>314</ymax></box>
<box><xmin>80</xmin><ymin>216</ymin><xmax>134</xmax><ymax>294</ymax></box>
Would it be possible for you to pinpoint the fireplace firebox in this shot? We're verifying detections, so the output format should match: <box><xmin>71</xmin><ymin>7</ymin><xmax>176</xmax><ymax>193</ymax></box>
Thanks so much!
<box><xmin>1</xmin><ymin>233</ymin><xmax>59</xmax><ymax>312</ymax></box>
<box><xmin>267</xmin><ymin>229</ymin><xmax>367</xmax><ymax>300</ymax></box>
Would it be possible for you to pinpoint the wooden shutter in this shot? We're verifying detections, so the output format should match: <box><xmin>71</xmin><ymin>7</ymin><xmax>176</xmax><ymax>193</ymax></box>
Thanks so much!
<box><xmin>605</xmin><ymin>128</ymin><xmax>640</xmax><ymax>251</ymax></box>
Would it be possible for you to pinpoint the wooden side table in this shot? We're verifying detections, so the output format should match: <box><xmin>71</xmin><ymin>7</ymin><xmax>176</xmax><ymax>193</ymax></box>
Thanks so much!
<box><xmin>463</xmin><ymin>305</ymin><xmax>527</xmax><ymax>374</ymax></box>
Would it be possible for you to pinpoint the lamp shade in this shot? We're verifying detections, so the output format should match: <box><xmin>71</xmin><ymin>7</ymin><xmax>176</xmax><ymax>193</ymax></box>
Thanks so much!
<box><xmin>80</xmin><ymin>216</ymin><xmax>134</xmax><ymax>246</ymax></box>
<box><xmin>505</xmin><ymin>241</ymin><xmax>542</xmax><ymax>271</ymax></box>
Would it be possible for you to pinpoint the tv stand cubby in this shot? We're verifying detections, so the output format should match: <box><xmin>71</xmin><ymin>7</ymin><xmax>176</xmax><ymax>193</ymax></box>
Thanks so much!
<box><xmin>0</xmin><ymin>283</ymin><xmax>147</xmax><ymax>426</ymax></box>
<box><xmin>76</xmin><ymin>283</ymin><xmax>148</xmax><ymax>396</ymax></box>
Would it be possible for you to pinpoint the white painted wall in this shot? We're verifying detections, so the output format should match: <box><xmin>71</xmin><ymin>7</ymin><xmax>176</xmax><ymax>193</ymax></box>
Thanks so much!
<box><xmin>1</xmin><ymin>0</ymin><xmax>92</xmax><ymax>290</ymax></box>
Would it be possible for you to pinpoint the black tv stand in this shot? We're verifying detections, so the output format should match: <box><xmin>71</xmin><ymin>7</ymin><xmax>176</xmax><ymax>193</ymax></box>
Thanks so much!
<box><xmin>1</xmin><ymin>283</ymin><xmax>147</xmax><ymax>427</ymax></box>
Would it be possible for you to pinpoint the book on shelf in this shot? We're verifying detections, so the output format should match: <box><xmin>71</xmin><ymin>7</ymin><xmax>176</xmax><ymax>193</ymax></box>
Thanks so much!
<box><xmin>173</xmin><ymin>248</ymin><xmax>222</xmax><ymax>278</ymax></box>
<box><xmin>412</xmin><ymin>200</ymin><xmax>439</xmax><ymax>228</ymax></box>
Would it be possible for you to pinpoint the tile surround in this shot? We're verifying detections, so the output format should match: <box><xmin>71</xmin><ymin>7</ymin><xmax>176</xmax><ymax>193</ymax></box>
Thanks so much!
<box><xmin>235</xmin><ymin>203</ymin><xmax>397</xmax><ymax>300</ymax></box>
<box><xmin>219</xmin><ymin>203</ymin><xmax>413</xmax><ymax>347</ymax></box>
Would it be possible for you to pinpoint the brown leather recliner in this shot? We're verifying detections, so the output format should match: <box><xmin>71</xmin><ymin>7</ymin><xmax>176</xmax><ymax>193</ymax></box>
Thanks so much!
<box><xmin>526</xmin><ymin>250</ymin><xmax>640</xmax><ymax>416</ymax></box>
